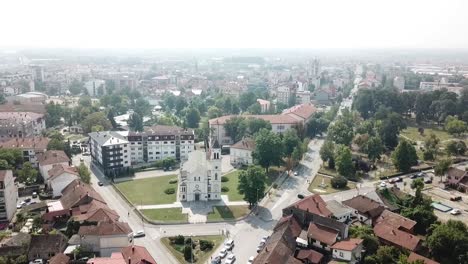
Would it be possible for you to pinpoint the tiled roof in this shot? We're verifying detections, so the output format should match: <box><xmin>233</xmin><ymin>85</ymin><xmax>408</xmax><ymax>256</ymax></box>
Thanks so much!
<box><xmin>73</xmin><ymin>200</ymin><xmax>119</xmax><ymax>223</ymax></box>
<box><xmin>307</xmin><ymin>223</ymin><xmax>339</xmax><ymax>245</ymax></box>
<box><xmin>253</xmin><ymin>223</ymin><xmax>297</xmax><ymax>264</ymax></box>
<box><xmin>144</xmin><ymin>125</ymin><xmax>193</xmax><ymax>136</ymax></box>
<box><xmin>209</xmin><ymin>114</ymin><xmax>298</xmax><ymax>125</ymax></box>
<box><xmin>60</xmin><ymin>180</ymin><xmax>106</xmax><ymax>209</ymax></box>
<box><xmin>78</xmin><ymin>221</ymin><xmax>132</xmax><ymax>236</ymax></box>
<box><xmin>287</xmin><ymin>194</ymin><xmax>332</xmax><ymax>217</ymax></box>
<box><xmin>0</xmin><ymin>137</ymin><xmax>49</xmax><ymax>150</ymax></box>
<box><xmin>0</xmin><ymin>111</ymin><xmax>44</xmax><ymax>122</ymax></box>
<box><xmin>38</xmin><ymin>150</ymin><xmax>70</xmax><ymax>166</ymax></box>
<box><xmin>296</xmin><ymin>249</ymin><xmax>323</xmax><ymax>264</ymax></box>
<box><xmin>88</xmin><ymin>252</ymin><xmax>126</xmax><ymax>264</ymax></box>
<box><xmin>331</xmin><ymin>238</ymin><xmax>363</xmax><ymax>251</ymax></box>
<box><xmin>28</xmin><ymin>234</ymin><xmax>67</xmax><ymax>257</ymax></box>
<box><xmin>373</xmin><ymin>223</ymin><xmax>421</xmax><ymax>251</ymax></box>
<box><xmin>48</xmin><ymin>164</ymin><xmax>78</xmax><ymax>180</ymax></box>
<box><xmin>447</xmin><ymin>167</ymin><xmax>467</xmax><ymax>184</ymax></box>
<box><xmin>282</xmin><ymin>103</ymin><xmax>316</xmax><ymax>120</ymax></box>
<box><xmin>49</xmin><ymin>253</ymin><xmax>70</xmax><ymax>264</ymax></box>
<box><xmin>275</xmin><ymin>215</ymin><xmax>302</xmax><ymax>238</ymax></box>
<box><xmin>407</xmin><ymin>252</ymin><xmax>440</xmax><ymax>264</ymax></box>
<box><xmin>121</xmin><ymin>245</ymin><xmax>157</xmax><ymax>264</ymax></box>
<box><xmin>342</xmin><ymin>195</ymin><xmax>385</xmax><ymax>218</ymax></box>
<box><xmin>375</xmin><ymin>209</ymin><xmax>416</xmax><ymax>231</ymax></box>
<box><xmin>230</xmin><ymin>138</ymin><xmax>255</xmax><ymax>151</ymax></box>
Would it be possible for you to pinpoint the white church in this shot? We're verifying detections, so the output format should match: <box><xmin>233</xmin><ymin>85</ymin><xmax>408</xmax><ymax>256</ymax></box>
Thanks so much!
<box><xmin>178</xmin><ymin>139</ymin><xmax>222</xmax><ymax>202</ymax></box>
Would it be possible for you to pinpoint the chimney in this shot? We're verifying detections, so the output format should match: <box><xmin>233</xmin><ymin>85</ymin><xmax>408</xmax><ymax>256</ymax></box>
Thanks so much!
<box><xmin>391</xmin><ymin>230</ymin><xmax>396</xmax><ymax>235</ymax></box>
<box><xmin>128</xmin><ymin>258</ymin><xmax>131</xmax><ymax>264</ymax></box>
<box><xmin>132</xmin><ymin>246</ymin><xmax>135</xmax><ymax>253</ymax></box>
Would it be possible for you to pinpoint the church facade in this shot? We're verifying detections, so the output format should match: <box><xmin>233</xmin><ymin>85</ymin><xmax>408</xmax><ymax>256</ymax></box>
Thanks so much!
<box><xmin>178</xmin><ymin>140</ymin><xmax>222</xmax><ymax>202</ymax></box>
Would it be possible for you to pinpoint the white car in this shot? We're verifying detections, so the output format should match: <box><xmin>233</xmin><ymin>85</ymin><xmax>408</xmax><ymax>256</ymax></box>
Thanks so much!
<box><xmin>293</xmin><ymin>171</ymin><xmax>298</xmax><ymax>176</ymax></box>
<box><xmin>379</xmin><ymin>181</ymin><xmax>387</xmax><ymax>188</ymax></box>
<box><xmin>225</xmin><ymin>254</ymin><xmax>236</xmax><ymax>264</ymax></box>
<box><xmin>450</xmin><ymin>209</ymin><xmax>461</xmax><ymax>215</ymax></box>
<box><xmin>247</xmin><ymin>256</ymin><xmax>255</xmax><ymax>263</ymax></box>
<box><xmin>224</xmin><ymin>239</ymin><xmax>234</xmax><ymax>250</ymax></box>
<box><xmin>133</xmin><ymin>230</ymin><xmax>145</xmax><ymax>238</ymax></box>
<box><xmin>218</xmin><ymin>247</ymin><xmax>229</xmax><ymax>258</ymax></box>
<box><xmin>29</xmin><ymin>260</ymin><xmax>43</xmax><ymax>264</ymax></box>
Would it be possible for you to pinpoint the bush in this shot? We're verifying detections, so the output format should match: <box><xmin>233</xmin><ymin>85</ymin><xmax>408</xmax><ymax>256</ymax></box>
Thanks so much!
<box><xmin>272</xmin><ymin>183</ymin><xmax>278</xmax><ymax>189</ymax></box>
<box><xmin>169</xmin><ymin>179</ymin><xmax>178</xmax><ymax>184</ymax></box>
<box><xmin>199</xmin><ymin>239</ymin><xmax>214</xmax><ymax>251</ymax></box>
<box><xmin>221</xmin><ymin>176</ymin><xmax>229</xmax><ymax>182</ymax></box>
<box><xmin>183</xmin><ymin>245</ymin><xmax>193</xmax><ymax>261</ymax></box>
<box><xmin>185</xmin><ymin>237</ymin><xmax>192</xmax><ymax>245</ymax></box>
<box><xmin>221</xmin><ymin>186</ymin><xmax>229</xmax><ymax>192</ymax></box>
<box><xmin>164</xmin><ymin>188</ymin><xmax>176</xmax><ymax>195</ymax></box>
<box><xmin>174</xmin><ymin>235</ymin><xmax>185</xmax><ymax>244</ymax></box>
<box><xmin>331</xmin><ymin>176</ymin><xmax>348</xmax><ymax>189</ymax></box>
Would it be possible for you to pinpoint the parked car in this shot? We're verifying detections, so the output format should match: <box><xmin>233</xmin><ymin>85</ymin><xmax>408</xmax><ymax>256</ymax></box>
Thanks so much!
<box><xmin>82</xmin><ymin>152</ymin><xmax>90</xmax><ymax>156</ymax></box>
<box><xmin>133</xmin><ymin>230</ymin><xmax>145</xmax><ymax>238</ymax></box>
<box><xmin>98</xmin><ymin>182</ymin><xmax>104</xmax><ymax>186</ymax></box>
<box><xmin>450</xmin><ymin>209</ymin><xmax>462</xmax><ymax>215</ymax></box>
<box><xmin>32</xmin><ymin>192</ymin><xmax>37</xmax><ymax>198</ymax></box>
<box><xmin>225</xmin><ymin>254</ymin><xmax>236</xmax><ymax>264</ymax></box>
<box><xmin>256</xmin><ymin>241</ymin><xmax>265</xmax><ymax>253</ymax></box>
<box><xmin>24</xmin><ymin>198</ymin><xmax>31</xmax><ymax>203</ymax></box>
<box><xmin>293</xmin><ymin>171</ymin><xmax>298</xmax><ymax>176</ymax></box>
<box><xmin>424</xmin><ymin>178</ymin><xmax>432</xmax><ymax>184</ymax></box>
<box><xmin>297</xmin><ymin>194</ymin><xmax>305</xmax><ymax>199</ymax></box>
<box><xmin>379</xmin><ymin>182</ymin><xmax>387</xmax><ymax>188</ymax></box>
<box><xmin>247</xmin><ymin>256</ymin><xmax>255</xmax><ymax>263</ymax></box>
<box><xmin>260</xmin><ymin>235</ymin><xmax>270</xmax><ymax>243</ymax></box>
<box><xmin>450</xmin><ymin>196</ymin><xmax>462</xmax><ymax>201</ymax></box>
<box><xmin>80</xmin><ymin>157</ymin><xmax>84</xmax><ymax>162</ymax></box>
<box><xmin>211</xmin><ymin>256</ymin><xmax>222</xmax><ymax>264</ymax></box>
<box><xmin>218</xmin><ymin>247</ymin><xmax>229</xmax><ymax>258</ymax></box>
<box><xmin>29</xmin><ymin>259</ymin><xmax>43</xmax><ymax>264</ymax></box>
<box><xmin>224</xmin><ymin>239</ymin><xmax>234</xmax><ymax>250</ymax></box>
<box><xmin>388</xmin><ymin>177</ymin><xmax>400</xmax><ymax>183</ymax></box>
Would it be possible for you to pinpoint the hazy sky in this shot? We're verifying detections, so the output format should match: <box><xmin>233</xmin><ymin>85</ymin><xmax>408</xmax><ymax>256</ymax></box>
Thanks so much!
<box><xmin>1</xmin><ymin>0</ymin><xmax>467</xmax><ymax>49</ymax></box>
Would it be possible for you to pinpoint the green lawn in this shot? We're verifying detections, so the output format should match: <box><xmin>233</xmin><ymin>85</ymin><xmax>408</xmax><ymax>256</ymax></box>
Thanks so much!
<box><xmin>318</xmin><ymin>165</ymin><xmax>338</xmax><ymax>176</ymax></box>
<box><xmin>207</xmin><ymin>205</ymin><xmax>250</xmax><ymax>221</ymax></box>
<box><xmin>161</xmin><ymin>235</ymin><xmax>224</xmax><ymax>263</ymax></box>
<box><xmin>141</xmin><ymin>208</ymin><xmax>188</xmax><ymax>223</ymax></box>
<box><xmin>221</xmin><ymin>171</ymin><xmax>244</xmax><ymax>201</ymax></box>
<box><xmin>308</xmin><ymin>175</ymin><xmax>357</xmax><ymax>194</ymax></box>
<box><xmin>115</xmin><ymin>175</ymin><xmax>178</xmax><ymax>205</ymax></box>
<box><xmin>401</xmin><ymin>126</ymin><xmax>452</xmax><ymax>142</ymax></box>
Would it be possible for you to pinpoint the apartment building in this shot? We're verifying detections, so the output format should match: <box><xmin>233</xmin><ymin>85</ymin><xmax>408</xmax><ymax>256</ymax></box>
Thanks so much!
<box><xmin>0</xmin><ymin>170</ymin><xmax>17</xmax><ymax>222</ymax></box>
<box><xmin>0</xmin><ymin>112</ymin><xmax>46</xmax><ymax>138</ymax></box>
<box><xmin>276</xmin><ymin>86</ymin><xmax>292</xmax><ymax>105</ymax></box>
<box><xmin>88</xmin><ymin>131</ymin><xmax>131</xmax><ymax>176</ymax></box>
<box><xmin>0</xmin><ymin>137</ymin><xmax>49</xmax><ymax>167</ymax></box>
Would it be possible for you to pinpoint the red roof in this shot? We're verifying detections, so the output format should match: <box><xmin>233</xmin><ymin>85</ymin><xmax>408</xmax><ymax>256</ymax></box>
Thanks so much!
<box><xmin>307</xmin><ymin>223</ymin><xmax>339</xmax><ymax>245</ymax></box>
<box><xmin>78</xmin><ymin>221</ymin><xmax>132</xmax><ymax>236</ymax></box>
<box><xmin>407</xmin><ymin>252</ymin><xmax>440</xmax><ymax>264</ymax></box>
<box><xmin>49</xmin><ymin>253</ymin><xmax>70</xmax><ymax>264</ymax></box>
<box><xmin>331</xmin><ymin>238</ymin><xmax>363</xmax><ymax>251</ymax></box>
<box><xmin>209</xmin><ymin>114</ymin><xmax>298</xmax><ymax>125</ymax></box>
<box><xmin>48</xmin><ymin>164</ymin><xmax>79</xmax><ymax>180</ymax></box>
<box><xmin>296</xmin><ymin>249</ymin><xmax>323</xmax><ymax>264</ymax></box>
<box><xmin>375</xmin><ymin>209</ymin><xmax>416</xmax><ymax>231</ymax></box>
<box><xmin>282</xmin><ymin>103</ymin><xmax>316</xmax><ymax>120</ymax></box>
<box><xmin>38</xmin><ymin>150</ymin><xmax>70</xmax><ymax>166</ymax></box>
<box><xmin>373</xmin><ymin>223</ymin><xmax>421</xmax><ymax>251</ymax></box>
<box><xmin>275</xmin><ymin>215</ymin><xmax>302</xmax><ymax>238</ymax></box>
<box><xmin>121</xmin><ymin>245</ymin><xmax>157</xmax><ymax>264</ymax></box>
<box><xmin>88</xmin><ymin>252</ymin><xmax>126</xmax><ymax>264</ymax></box>
<box><xmin>0</xmin><ymin>137</ymin><xmax>49</xmax><ymax>150</ymax></box>
<box><xmin>287</xmin><ymin>194</ymin><xmax>332</xmax><ymax>217</ymax></box>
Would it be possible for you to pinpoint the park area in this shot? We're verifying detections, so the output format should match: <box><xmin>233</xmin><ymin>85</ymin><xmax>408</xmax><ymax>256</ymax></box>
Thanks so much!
<box><xmin>141</xmin><ymin>208</ymin><xmax>188</xmax><ymax>223</ymax></box>
<box><xmin>308</xmin><ymin>174</ymin><xmax>357</xmax><ymax>194</ymax></box>
<box><xmin>221</xmin><ymin>168</ymin><xmax>280</xmax><ymax>201</ymax></box>
<box><xmin>161</xmin><ymin>235</ymin><xmax>224</xmax><ymax>264</ymax></box>
<box><xmin>207</xmin><ymin>205</ymin><xmax>250</xmax><ymax>221</ymax></box>
<box><xmin>115</xmin><ymin>175</ymin><xmax>178</xmax><ymax>205</ymax></box>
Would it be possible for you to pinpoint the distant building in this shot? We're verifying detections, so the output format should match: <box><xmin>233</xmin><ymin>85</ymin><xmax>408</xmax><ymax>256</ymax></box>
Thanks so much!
<box><xmin>256</xmin><ymin>99</ymin><xmax>271</xmax><ymax>113</ymax></box>
<box><xmin>27</xmin><ymin>234</ymin><xmax>68</xmax><ymax>262</ymax></box>
<box><xmin>230</xmin><ymin>138</ymin><xmax>255</xmax><ymax>166</ymax></box>
<box><xmin>38</xmin><ymin>150</ymin><xmax>71</xmax><ymax>181</ymax></box>
<box><xmin>331</xmin><ymin>238</ymin><xmax>363</xmax><ymax>263</ymax></box>
<box><xmin>0</xmin><ymin>137</ymin><xmax>49</xmax><ymax>167</ymax></box>
<box><xmin>10</xmin><ymin>92</ymin><xmax>48</xmax><ymax>104</ymax></box>
<box><xmin>178</xmin><ymin>140</ymin><xmax>221</xmax><ymax>202</ymax></box>
<box><xmin>0</xmin><ymin>112</ymin><xmax>46</xmax><ymax>138</ymax></box>
<box><xmin>276</xmin><ymin>86</ymin><xmax>292</xmax><ymax>105</ymax></box>
<box><xmin>84</xmin><ymin>79</ymin><xmax>106</xmax><ymax>97</ymax></box>
<box><xmin>88</xmin><ymin>131</ymin><xmax>131</xmax><ymax>176</ymax></box>
<box><xmin>0</xmin><ymin>170</ymin><xmax>18</xmax><ymax>222</ymax></box>
<box><xmin>47</xmin><ymin>164</ymin><xmax>79</xmax><ymax>198</ymax></box>
<box><xmin>393</xmin><ymin>76</ymin><xmax>405</xmax><ymax>90</ymax></box>
<box><xmin>296</xmin><ymin>90</ymin><xmax>311</xmax><ymax>104</ymax></box>
<box><xmin>78</xmin><ymin>221</ymin><xmax>132</xmax><ymax>257</ymax></box>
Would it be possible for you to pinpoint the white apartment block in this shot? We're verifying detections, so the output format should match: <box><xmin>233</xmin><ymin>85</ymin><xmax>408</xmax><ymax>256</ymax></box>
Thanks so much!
<box><xmin>296</xmin><ymin>90</ymin><xmax>311</xmax><ymax>104</ymax></box>
<box><xmin>276</xmin><ymin>86</ymin><xmax>292</xmax><ymax>105</ymax></box>
<box><xmin>0</xmin><ymin>170</ymin><xmax>17</xmax><ymax>222</ymax></box>
<box><xmin>89</xmin><ymin>131</ymin><xmax>132</xmax><ymax>177</ymax></box>
<box><xmin>0</xmin><ymin>112</ymin><xmax>46</xmax><ymax>139</ymax></box>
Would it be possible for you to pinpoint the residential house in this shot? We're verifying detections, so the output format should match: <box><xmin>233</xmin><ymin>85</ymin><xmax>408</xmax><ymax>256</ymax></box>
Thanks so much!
<box><xmin>283</xmin><ymin>194</ymin><xmax>333</xmax><ymax>221</ymax></box>
<box><xmin>295</xmin><ymin>249</ymin><xmax>324</xmax><ymax>264</ymax></box>
<box><xmin>0</xmin><ymin>233</ymin><xmax>31</xmax><ymax>259</ymax></box>
<box><xmin>330</xmin><ymin>238</ymin><xmax>363</xmax><ymax>264</ymax></box>
<box><xmin>342</xmin><ymin>195</ymin><xmax>385</xmax><ymax>225</ymax></box>
<box><xmin>78</xmin><ymin>221</ymin><xmax>133</xmax><ymax>256</ymax></box>
<box><xmin>49</xmin><ymin>253</ymin><xmax>70</xmax><ymax>264</ymax></box>
<box><xmin>313</xmin><ymin>90</ymin><xmax>332</xmax><ymax>105</ymax></box>
<box><xmin>307</xmin><ymin>223</ymin><xmax>340</xmax><ymax>251</ymax></box>
<box><xmin>446</xmin><ymin>167</ymin><xmax>468</xmax><ymax>192</ymax></box>
<box><xmin>407</xmin><ymin>252</ymin><xmax>440</xmax><ymax>264</ymax></box>
<box><xmin>282</xmin><ymin>103</ymin><xmax>317</xmax><ymax>126</ymax></box>
<box><xmin>38</xmin><ymin>150</ymin><xmax>70</xmax><ymax>181</ymax></box>
<box><xmin>373</xmin><ymin>222</ymin><xmax>421</xmax><ymax>252</ymax></box>
<box><xmin>47</xmin><ymin>164</ymin><xmax>79</xmax><ymax>198</ymax></box>
<box><xmin>256</xmin><ymin>99</ymin><xmax>271</xmax><ymax>113</ymax></box>
<box><xmin>230</xmin><ymin>138</ymin><xmax>255</xmax><ymax>166</ymax></box>
<box><xmin>27</xmin><ymin>233</ymin><xmax>68</xmax><ymax>261</ymax></box>
<box><xmin>325</xmin><ymin>200</ymin><xmax>353</xmax><ymax>223</ymax></box>
<box><xmin>71</xmin><ymin>200</ymin><xmax>119</xmax><ymax>223</ymax></box>
<box><xmin>0</xmin><ymin>112</ymin><xmax>46</xmax><ymax>139</ymax></box>
<box><xmin>0</xmin><ymin>137</ymin><xmax>49</xmax><ymax>167</ymax></box>
<box><xmin>88</xmin><ymin>131</ymin><xmax>131</xmax><ymax>176</ymax></box>
<box><xmin>88</xmin><ymin>252</ymin><xmax>125</xmax><ymax>264</ymax></box>
<box><xmin>121</xmin><ymin>245</ymin><xmax>158</xmax><ymax>264</ymax></box>
<box><xmin>0</xmin><ymin>170</ymin><xmax>18</xmax><ymax>222</ymax></box>
<box><xmin>374</xmin><ymin>209</ymin><xmax>416</xmax><ymax>234</ymax></box>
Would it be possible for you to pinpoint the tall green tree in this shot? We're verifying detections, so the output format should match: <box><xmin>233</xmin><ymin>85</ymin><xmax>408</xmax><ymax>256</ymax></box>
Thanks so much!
<box><xmin>247</xmin><ymin>118</ymin><xmax>271</xmax><ymax>135</ymax></box>
<box><xmin>69</xmin><ymin>80</ymin><xmax>84</xmax><ymax>95</ymax></box>
<box><xmin>434</xmin><ymin>159</ymin><xmax>452</xmax><ymax>182</ymax></box>
<box><xmin>237</xmin><ymin>166</ymin><xmax>267</xmax><ymax>206</ymax></box>
<box><xmin>81</xmin><ymin>112</ymin><xmax>112</xmax><ymax>133</ymax></box>
<box><xmin>365</xmin><ymin>136</ymin><xmax>383</xmax><ymax>163</ymax></box>
<box><xmin>391</xmin><ymin>140</ymin><xmax>418</xmax><ymax>172</ymax></box>
<box><xmin>327</xmin><ymin>120</ymin><xmax>354</xmax><ymax>146</ymax></box>
<box><xmin>185</xmin><ymin>107</ymin><xmax>201</xmax><ymax>128</ymax></box>
<box><xmin>18</xmin><ymin>162</ymin><xmax>38</xmax><ymax>185</ymax></box>
<box><xmin>239</xmin><ymin>91</ymin><xmax>257</xmax><ymax>111</ymax></box>
<box><xmin>446</xmin><ymin>140</ymin><xmax>467</xmax><ymax>156</ymax></box>
<box><xmin>320</xmin><ymin>140</ymin><xmax>335</xmax><ymax>168</ymax></box>
<box><xmin>282</xmin><ymin>129</ymin><xmax>301</xmax><ymax>157</ymax></box>
<box><xmin>78</xmin><ymin>164</ymin><xmax>91</xmax><ymax>184</ymax></box>
<box><xmin>253</xmin><ymin>129</ymin><xmax>284</xmax><ymax>173</ymax></box>
<box><xmin>445</xmin><ymin>116</ymin><xmax>467</xmax><ymax>136</ymax></box>
<box><xmin>128</xmin><ymin>112</ymin><xmax>144</xmax><ymax>132</ymax></box>
<box><xmin>426</xmin><ymin>220</ymin><xmax>468</xmax><ymax>264</ymax></box>
<box><xmin>224</xmin><ymin>117</ymin><xmax>248</xmax><ymax>143</ymax></box>
<box><xmin>334</xmin><ymin>145</ymin><xmax>355</xmax><ymax>178</ymax></box>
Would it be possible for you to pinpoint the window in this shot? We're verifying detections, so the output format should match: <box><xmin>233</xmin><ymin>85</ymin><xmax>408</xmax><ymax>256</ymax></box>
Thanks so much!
<box><xmin>339</xmin><ymin>252</ymin><xmax>344</xmax><ymax>257</ymax></box>
<box><xmin>215</xmin><ymin>173</ymin><xmax>218</xmax><ymax>180</ymax></box>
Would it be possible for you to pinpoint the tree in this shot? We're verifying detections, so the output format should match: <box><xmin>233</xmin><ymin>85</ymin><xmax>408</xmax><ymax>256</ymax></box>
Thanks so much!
<box><xmin>0</xmin><ymin>94</ymin><xmax>5</xmax><ymax>105</ymax></box>
<box><xmin>107</xmin><ymin>108</ymin><xmax>118</xmax><ymax>129</ymax></box>
<box><xmin>424</xmin><ymin>133</ymin><xmax>440</xmax><ymax>150</ymax></box>
<box><xmin>365</xmin><ymin>136</ymin><xmax>383</xmax><ymax>163</ymax></box>
<box><xmin>401</xmin><ymin>204</ymin><xmax>437</xmax><ymax>235</ymax></box>
<box><xmin>445</xmin><ymin>116</ymin><xmax>467</xmax><ymax>136</ymax></box>
<box><xmin>45</xmin><ymin>102</ymin><xmax>63</xmax><ymax>127</ymax></box>
<box><xmin>69</xmin><ymin>80</ymin><xmax>84</xmax><ymax>95</ymax></box>
<box><xmin>185</xmin><ymin>107</ymin><xmax>201</xmax><ymax>128</ymax></box>
<box><xmin>128</xmin><ymin>112</ymin><xmax>144</xmax><ymax>131</ymax></box>
<box><xmin>47</xmin><ymin>138</ymin><xmax>65</xmax><ymax>151</ymax></box>
<box><xmin>349</xmin><ymin>225</ymin><xmax>379</xmax><ymax>256</ymax></box>
<box><xmin>247</xmin><ymin>103</ymin><xmax>261</xmax><ymax>114</ymax></box>
<box><xmin>224</xmin><ymin>117</ymin><xmax>248</xmax><ymax>143</ymax></box>
<box><xmin>238</xmin><ymin>165</ymin><xmax>267</xmax><ymax>206</ymax></box>
<box><xmin>0</xmin><ymin>149</ymin><xmax>22</xmax><ymax>168</ymax></box>
<box><xmin>320</xmin><ymin>140</ymin><xmax>335</xmax><ymax>169</ymax></box>
<box><xmin>239</xmin><ymin>91</ymin><xmax>257</xmax><ymax>111</ymax></box>
<box><xmin>364</xmin><ymin>246</ymin><xmax>400</xmax><ymax>264</ymax></box>
<box><xmin>183</xmin><ymin>245</ymin><xmax>193</xmax><ymax>262</ymax></box>
<box><xmin>335</xmin><ymin>145</ymin><xmax>354</xmax><ymax>178</ymax></box>
<box><xmin>78</xmin><ymin>164</ymin><xmax>91</xmax><ymax>184</ymax></box>
<box><xmin>18</xmin><ymin>162</ymin><xmax>38</xmax><ymax>185</ymax></box>
<box><xmin>391</xmin><ymin>140</ymin><xmax>418</xmax><ymax>172</ymax></box>
<box><xmin>331</xmin><ymin>176</ymin><xmax>348</xmax><ymax>189</ymax></box>
<box><xmin>282</xmin><ymin>129</ymin><xmax>301</xmax><ymax>158</ymax></box>
<box><xmin>426</xmin><ymin>220</ymin><xmax>468</xmax><ymax>263</ymax></box>
<box><xmin>247</xmin><ymin>118</ymin><xmax>271</xmax><ymax>135</ymax></box>
<box><xmin>306</xmin><ymin>117</ymin><xmax>329</xmax><ymax>137</ymax></box>
<box><xmin>327</xmin><ymin>120</ymin><xmax>354</xmax><ymax>146</ymax></box>
<box><xmin>253</xmin><ymin>129</ymin><xmax>283</xmax><ymax>173</ymax></box>
<box><xmin>133</xmin><ymin>98</ymin><xmax>151</xmax><ymax>116</ymax></box>
<box><xmin>434</xmin><ymin>159</ymin><xmax>452</xmax><ymax>182</ymax></box>
<box><xmin>207</xmin><ymin>106</ymin><xmax>222</xmax><ymax>119</ymax></box>
<box><xmin>446</xmin><ymin>140</ymin><xmax>467</xmax><ymax>156</ymax></box>
<box><xmin>81</xmin><ymin>112</ymin><xmax>112</xmax><ymax>133</ymax></box>
<box><xmin>410</xmin><ymin>178</ymin><xmax>424</xmax><ymax>190</ymax></box>
<box><xmin>377</xmin><ymin>112</ymin><xmax>406</xmax><ymax>149</ymax></box>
